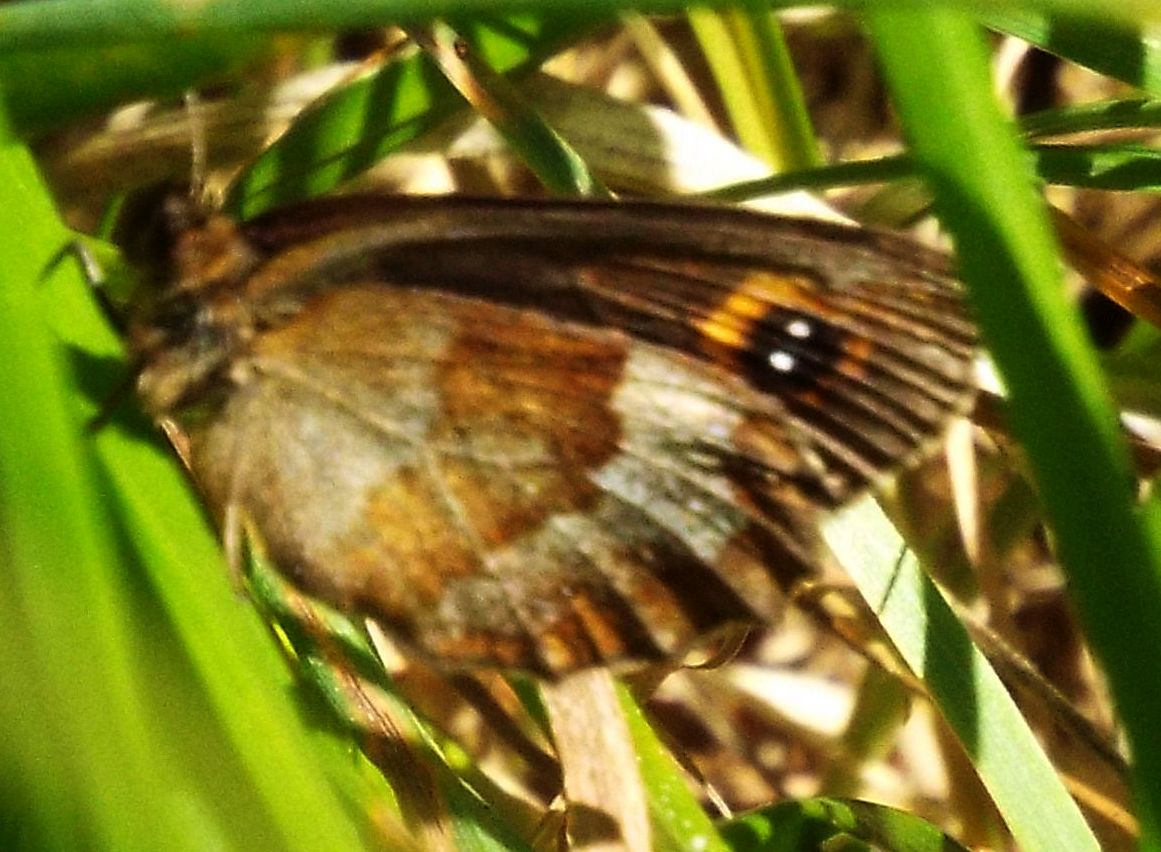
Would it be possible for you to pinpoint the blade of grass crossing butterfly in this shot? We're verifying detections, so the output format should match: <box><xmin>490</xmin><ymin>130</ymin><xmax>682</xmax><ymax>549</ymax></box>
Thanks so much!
<box><xmin>407</xmin><ymin>19</ymin><xmax>609</xmax><ymax>198</ymax></box>
<box><xmin>228</xmin><ymin>14</ymin><xmax>610</xmax><ymax>216</ymax></box>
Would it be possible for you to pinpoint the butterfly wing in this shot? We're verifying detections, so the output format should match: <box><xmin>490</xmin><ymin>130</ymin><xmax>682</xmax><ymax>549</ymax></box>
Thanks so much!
<box><xmin>151</xmin><ymin>196</ymin><xmax>976</xmax><ymax>676</ymax></box>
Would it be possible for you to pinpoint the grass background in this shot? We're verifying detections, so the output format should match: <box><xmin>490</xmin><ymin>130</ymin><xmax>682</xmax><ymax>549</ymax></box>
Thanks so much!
<box><xmin>1</xmin><ymin>1</ymin><xmax>1160</xmax><ymax>850</ymax></box>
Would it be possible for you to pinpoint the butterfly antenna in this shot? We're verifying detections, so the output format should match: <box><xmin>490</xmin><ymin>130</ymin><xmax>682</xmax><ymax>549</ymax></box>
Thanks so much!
<box><xmin>184</xmin><ymin>89</ymin><xmax>209</xmax><ymax>208</ymax></box>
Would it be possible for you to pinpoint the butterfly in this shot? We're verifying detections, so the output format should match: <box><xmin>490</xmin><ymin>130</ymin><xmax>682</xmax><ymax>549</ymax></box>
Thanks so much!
<box><xmin>126</xmin><ymin>193</ymin><xmax>976</xmax><ymax>678</ymax></box>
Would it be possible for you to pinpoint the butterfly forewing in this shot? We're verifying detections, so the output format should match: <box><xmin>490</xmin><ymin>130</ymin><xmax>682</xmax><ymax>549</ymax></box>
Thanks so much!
<box><xmin>133</xmin><ymin>195</ymin><xmax>977</xmax><ymax>677</ymax></box>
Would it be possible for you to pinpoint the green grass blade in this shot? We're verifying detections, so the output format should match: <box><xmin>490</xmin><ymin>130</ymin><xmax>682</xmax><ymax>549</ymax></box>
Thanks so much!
<box><xmin>1032</xmin><ymin>142</ymin><xmax>1161</xmax><ymax>191</ymax></box>
<box><xmin>821</xmin><ymin>500</ymin><xmax>1099</xmax><ymax>852</ymax></box>
<box><xmin>688</xmin><ymin>4</ymin><xmax>819</xmax><ymax>170</ymax></box>
<box><xmin>616</xmin><ymin>685</ymin><xmax>730</xmax><ymax>852</ymax></box>
<box><xmin>979</xmin><ymin>8</ymin><xmax>1161</xmax><ymax>95</ymax></box>
<box><xmin>245</xmin><ymin>559</ymin><xmax>532</xmax><ymax>851</ymax></box>
<box><xmin>720</xmin><ymin>796</ymin><xmax>973</xmax><ymax>852</ymax></box>
<box><xmin>229</xmin><ymin>14</ymin><xmax>604</xmax><ymax>215</ymax></box>
<box><xmin>0</xmin><ymin>36</ymin><xmax>268</xmax><ymax>138</ymax></box>
<box><xmin>1021</xmin><ymin>97</ymin><xmax>1161</xmax><ymax>137</ymax></box>
<box><xmin>410</xmin><ymin>19</ymin><xmax>607</xmax><ymax>197</ymax></box>
<box><xmin>706</xmin><ymin>139</ymin><xmax>1161</xmax><ymax>203</ymax></box>
<box><xmin>0</xmin><ymin>103</ymin><xmax>393</xmax><ymax>852</ymax></box>
<box><xmin>0</xmin><ymin>112</ymin><xmax>170</xmax><ymax>852</ymax></box>
<box><xmin>869</xmin><ymin>7</ymin><xmax>1161</xmax><ymax>847</ymax></box>
<box><xmin>1</xmin><ymin>1</ymin><xmax>1158</xmax><ymax>52</ymax></box>
<box><xmin>0</xmin><ymin>116</ymin><xmax>328</xmax><ymax>851</ymax></box>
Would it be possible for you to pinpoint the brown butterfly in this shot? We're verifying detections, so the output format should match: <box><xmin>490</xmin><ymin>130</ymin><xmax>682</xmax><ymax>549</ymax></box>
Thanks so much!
<box><xmin>126</xmin><ymin>194</ymin><xmax>976</xmax><ymax>678</ymax></box>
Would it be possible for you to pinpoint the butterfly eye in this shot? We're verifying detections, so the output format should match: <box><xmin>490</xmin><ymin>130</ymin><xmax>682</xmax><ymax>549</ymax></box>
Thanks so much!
<box><xmin>148</xmin><ymin>291</ymin><xmax>205</xmax><ymax>345</ymax></box>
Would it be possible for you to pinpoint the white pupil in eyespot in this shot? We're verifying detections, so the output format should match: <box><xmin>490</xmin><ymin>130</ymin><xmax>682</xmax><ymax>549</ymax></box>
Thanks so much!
<box><xmin>769</xmin><ymin>350</ymin><xmax>797</xmax><ymax>373</ymax></box>
<box><xmin>785</xmin><ymin>318</ymin><xmax>812</xmax><ymax>339</ymax></box>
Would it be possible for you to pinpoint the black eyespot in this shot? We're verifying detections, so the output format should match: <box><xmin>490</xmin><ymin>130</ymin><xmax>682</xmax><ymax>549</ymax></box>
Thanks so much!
<box><xmin>739</xmin><ymin>308</ymin><xmax>845</xmax><ymax>393</ymax></box>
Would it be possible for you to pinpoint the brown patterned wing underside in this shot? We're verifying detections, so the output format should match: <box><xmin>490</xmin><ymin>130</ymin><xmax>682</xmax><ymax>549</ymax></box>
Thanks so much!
<box><xmin>161</xmin><ymin>197</ymin><xmax>977</xmax><ymax>676</ymax></box>
<box><xmin>188</xmin><ymin>285</ymin><xmax>833</xmax><ymax>675</ymax></box>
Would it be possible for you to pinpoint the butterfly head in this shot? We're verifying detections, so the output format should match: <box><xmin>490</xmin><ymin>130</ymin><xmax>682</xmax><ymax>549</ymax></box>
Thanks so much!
<box><xmin>124</xmin><ymin>195</ymin><xmax>261</xmax><ymax>417</ymax></box>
